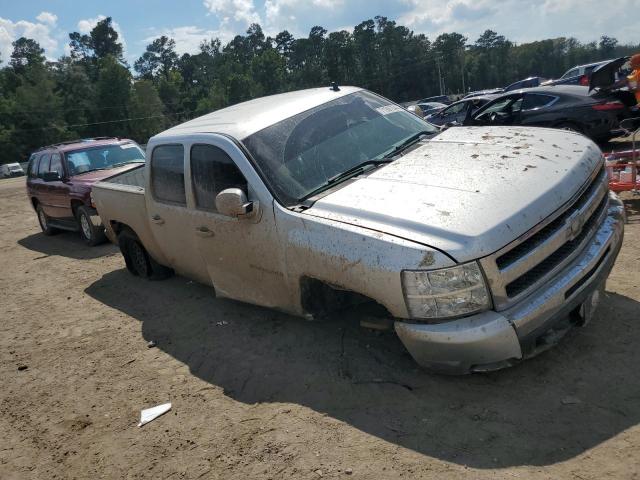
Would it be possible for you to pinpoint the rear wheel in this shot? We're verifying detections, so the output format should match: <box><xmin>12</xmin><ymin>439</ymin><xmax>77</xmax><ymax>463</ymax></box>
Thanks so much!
<box><xmin>118</xmin><ymin>229</ymin><xmax>173</xmax><ymax>280</ymax></box>
<box><xmin>76</xmin><ymin>206</ymin><xmax>107</xmax><ymax>246</ymax></box>
<box><xmin>36</xmin><ymin>204</ymin><xmax>57</xmax><ymax>236</ymax></box>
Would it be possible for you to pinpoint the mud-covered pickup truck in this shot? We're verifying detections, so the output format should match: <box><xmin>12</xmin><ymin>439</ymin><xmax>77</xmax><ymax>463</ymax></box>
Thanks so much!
<box><xmin>92</xmin><ymin>86</ymin><xmax>625</xmax><ymax>374</ymax></box>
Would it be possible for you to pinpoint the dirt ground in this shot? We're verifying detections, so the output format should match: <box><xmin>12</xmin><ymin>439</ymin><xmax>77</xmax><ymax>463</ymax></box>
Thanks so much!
<box><xmin>1</xmin><ymin>175</ymin><xmax>639</xmax><ymax>480</ymax></box>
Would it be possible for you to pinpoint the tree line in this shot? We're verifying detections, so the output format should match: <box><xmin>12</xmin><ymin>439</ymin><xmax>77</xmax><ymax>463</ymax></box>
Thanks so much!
<box><xmin>0</xmin><ymin>16</ymin><xmax>638</xmax><ymax>164</ymax></box>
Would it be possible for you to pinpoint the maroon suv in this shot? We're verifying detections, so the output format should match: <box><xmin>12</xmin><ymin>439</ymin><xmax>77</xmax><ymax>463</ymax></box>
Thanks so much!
<box><xmin>26</xmin><ymin>137</ymin><xmax>145</xmax><ymax>245</ymax></box>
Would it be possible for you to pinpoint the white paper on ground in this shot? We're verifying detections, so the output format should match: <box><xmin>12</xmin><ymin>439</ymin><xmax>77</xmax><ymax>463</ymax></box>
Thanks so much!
<box><xmin>138</xmin><ymin>402</ymin><xmax>172</xmax><ymax>427</ymax></box>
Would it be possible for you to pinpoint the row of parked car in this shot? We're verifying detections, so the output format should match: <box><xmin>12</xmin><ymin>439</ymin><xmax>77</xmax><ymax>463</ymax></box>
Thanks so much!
<box><xmin>23</xmin><ymin>83</ymin><xmax>626</xmax><ymax>375</ymax></box>
<box><xmin>407</xmin><ymin>57</ymin><xmax>637</xmax><ymax>143</ymax></box>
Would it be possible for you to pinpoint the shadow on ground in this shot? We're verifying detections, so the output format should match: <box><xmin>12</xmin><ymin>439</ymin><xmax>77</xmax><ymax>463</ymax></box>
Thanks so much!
<box><xmin>18</xmin><ymin>232</ymin><xmax>117</xmax><ymax>260</ymax></box>
<box><xmin>86</xmin><ymin>269</ymin><xmax>640</xmax><ymax>469</ymax></box>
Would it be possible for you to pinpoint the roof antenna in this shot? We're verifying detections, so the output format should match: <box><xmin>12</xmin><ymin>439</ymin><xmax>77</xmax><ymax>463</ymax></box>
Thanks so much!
<box><xmin>330</xmin><ymin>82</ymin><xmax>340</xmax><ymax>92</ymax></box>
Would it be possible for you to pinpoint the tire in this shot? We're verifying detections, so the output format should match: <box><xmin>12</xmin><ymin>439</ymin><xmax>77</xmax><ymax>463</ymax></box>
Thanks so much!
<box><xmin>118</xmin><ymin>229</ymin><xmax>173</xmax><ymax>280</ymax></box>
<box><xmin>36</xmin><ymin>204</ymin><xmax>57</xmax><ymax>236</ymax></box>
<box><xmin>76</xmin><ymin>206</ymin><xmax>107</xmax><ymax>246</ymax></box>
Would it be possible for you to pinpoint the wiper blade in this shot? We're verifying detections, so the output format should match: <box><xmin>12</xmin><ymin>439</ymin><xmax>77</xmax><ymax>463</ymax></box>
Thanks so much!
<box><xmin>111</xmin><ymin>160</ymin><xmax>145</xmax><ymax>168</ymax></box>
<box><xmin>327</xmin><ymin>159</ymin><xmax>392</xmax><ymax>184</ymax></box>
<box><xmin>301</xmin><ymin>159</ymin><xmax>392</xmax><ymax>201</ymax></box>
<box><xmin>382</xmin><ymin>130</ymin><xmax>432</xmax><ymax>159</ymax></box>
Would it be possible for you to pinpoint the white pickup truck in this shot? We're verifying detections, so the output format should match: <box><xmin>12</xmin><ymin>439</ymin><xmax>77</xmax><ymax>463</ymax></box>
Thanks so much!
<box><xmin>92</xmin><ymin>86</ymin><xmax>625</xmax><ymax>374</ymax></box>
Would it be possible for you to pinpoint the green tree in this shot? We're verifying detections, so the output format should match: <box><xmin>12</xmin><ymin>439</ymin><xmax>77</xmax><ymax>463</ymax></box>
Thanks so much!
<box><xmin>135</xmin><ymin>36</ymin><xmax>179</xmax><ymax>80</ymax></box>
<box><xmin>129</xmin><ymin>80</ymin><xmax>166</xmax><ymax>141</ymax></box>
<box><xmin>10</xmin><ymin>37</ymin><xmax>45</xmax><ymax>74</ymax></box>
<box><xmin>95</xmin><ymin>55</ymin><xmax>131</xmax><ymax>137</ymax></box>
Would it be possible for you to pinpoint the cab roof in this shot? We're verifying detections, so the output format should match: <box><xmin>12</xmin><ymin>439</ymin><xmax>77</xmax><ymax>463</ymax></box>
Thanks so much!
<box><xmin>153</xmin><ymin>86</ymin><xmax>363</xmax><ymax>141</ymax></box>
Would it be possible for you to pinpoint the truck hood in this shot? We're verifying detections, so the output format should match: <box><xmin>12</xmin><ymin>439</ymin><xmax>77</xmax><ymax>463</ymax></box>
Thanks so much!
<box><xmin>304</xmin><ymin>126</ymin><xmax>603</xmax><ymax>263</ymax></box>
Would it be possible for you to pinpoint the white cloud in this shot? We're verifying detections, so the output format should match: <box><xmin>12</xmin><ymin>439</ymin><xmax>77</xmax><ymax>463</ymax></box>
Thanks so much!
<box><xmin>399</xmin><ymin>0</ymin><xmax>639</xmax><ymax>44</ymax></box>
<box><xmin>203</xmin><ymin>0</ymin><xmax>261</xmax><ymax>27</ymax></box>
<box><xmin>0</xmin><ymin>15</ymin><xmax>59</xmax><ymax>63</ymax></box>
<box><xmin>36</xmin><ymin>11</ymin><xmax>58</xmax><ymax>26</ymax></box>
<box><xmin>264</xmin><ymin>0</ymin><xmax>345</xmax><ymax>35</ymax></box>
<box><xmin>143</xmin><ymin>26</ymin><xmax>234</xmax><ymax>55</ymax></box>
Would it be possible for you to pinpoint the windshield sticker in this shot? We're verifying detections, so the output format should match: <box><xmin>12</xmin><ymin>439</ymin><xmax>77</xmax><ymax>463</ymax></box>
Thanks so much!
<box><xmin>120</xmin><ymin>144</ymin><xmax>138</xmax><ymax>149</ymax></box>
<box><xmin>376</xmin><ymin>105</ymin><xmax>404</xmax><ymax>116</ymax></box>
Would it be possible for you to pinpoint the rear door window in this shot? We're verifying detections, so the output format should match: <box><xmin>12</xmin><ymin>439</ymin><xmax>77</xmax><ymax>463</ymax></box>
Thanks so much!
<box><xmin>191</xmin><ymin>144</ymin><xmax>247</xmax><ymax>212</ymax></box>
<box><xmin>151</xmin><ymin>145</ymin><xmax>186</xmax><ymax>205</ymax></box>
<box><xmin>49</xmin><ymin>153</ymin><xmax>64</xmax><ymax>177</ymax></box>
<box><xmin>37</xmin><ymin>154</ymin><xmax>51</xmax><ymax>178</ymax></box>
<box><xmin>523</xmin><ymin>94</ymin><xmax>556</xmax><ymax>110</ymax></box>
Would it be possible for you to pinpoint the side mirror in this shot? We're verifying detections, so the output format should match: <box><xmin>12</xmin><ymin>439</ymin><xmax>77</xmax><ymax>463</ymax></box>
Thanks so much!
<box><xmin>215</xmin><ymin>188</ymin><xmax>257</xmax><ymax>219</ymax></box>
<box><xmin>42</xmin><ymin>171</ymin><xmax>61</xmax><ymax>182</ymax></box>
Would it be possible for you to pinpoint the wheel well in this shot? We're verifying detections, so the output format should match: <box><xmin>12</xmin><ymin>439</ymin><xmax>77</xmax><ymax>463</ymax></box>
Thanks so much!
<box><xmin>31</xmin><ymin>197</ymin><xmax>39</xmax><ymax>209</ymax></box>
<box><xmin>70</xmin><ymin>200</ymin><xmax>85</xmax><ymax>217</ymax></box>
<box><xmin>109</xmin><ymin>221</ymin><xmax>135</xmax><ymax>238</ymax></box>
<box><xmin>300</xmin><ymin>276</ymin><xmax>390</xmax><ymax>318</ymax></box>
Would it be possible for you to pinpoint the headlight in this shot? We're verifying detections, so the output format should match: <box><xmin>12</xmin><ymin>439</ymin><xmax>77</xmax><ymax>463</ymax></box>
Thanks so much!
<box><xmin>401</xmin><ymin>262</ymin><xmax>491</xmax><ymax>321</ymax></box>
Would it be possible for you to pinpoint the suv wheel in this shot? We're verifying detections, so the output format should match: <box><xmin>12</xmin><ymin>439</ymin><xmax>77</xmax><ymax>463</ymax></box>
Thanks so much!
<box><xmin>36</xmin><ymin>204</ymin><xmax>57</xmax><ymax>235</ymax></box>
<box><xmin>77</xmin><ymin>206</ymin><xmax>107</xmax><ymax>246</ymax></box>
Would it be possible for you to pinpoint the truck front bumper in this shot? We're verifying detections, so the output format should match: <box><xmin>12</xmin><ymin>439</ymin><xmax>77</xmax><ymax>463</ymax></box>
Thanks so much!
<box><xmin>395</xmin><ymin>192</ymin><xmax>625</xmax><ymax>375</ymax></box>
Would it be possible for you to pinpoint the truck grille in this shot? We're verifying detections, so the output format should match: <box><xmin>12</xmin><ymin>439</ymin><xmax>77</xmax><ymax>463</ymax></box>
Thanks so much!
<box><xmin>480</xmin><ymin>166</ymin><xmax>609</xmax><ymax>310</ymax></box>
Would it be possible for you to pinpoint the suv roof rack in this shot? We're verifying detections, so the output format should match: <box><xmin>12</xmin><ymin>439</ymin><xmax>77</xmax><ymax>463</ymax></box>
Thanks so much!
<box><xmin>35</xmin><ymin>137</ymin><xmax>121</xmax><ymax>152</ymax></box>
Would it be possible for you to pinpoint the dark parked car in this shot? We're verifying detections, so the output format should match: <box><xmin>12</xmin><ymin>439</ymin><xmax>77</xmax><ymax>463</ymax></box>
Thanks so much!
<box><xmin>417</xmin><ymin>95</ymin><xmax>451</xmax><ymax>105</ymax></box>
<box><xmin>464</xmin><ymin>85</ymin><xmax>634</xmax><ymax>142</ymax></box>
<box><xmin>504</xmin><ymin>76</ymin><xmax>547</xmax><ymax>92</ymax></box>
<box><xmin>416</xmin><ymin>101</ymin><xmax>447</xmax><ymax>116</ymax></box>
<box><xmin>425</xmin><ymin>95</ymin><xmax>497</xmax><ymax>126</ymax></box>
<box><xmin>545</xmin><ymin>58</ymin><xmax>628</xmax><ymax>87</ymax></box>
<box><xmin>463</xmin><ymin>88</ymin><xmax>504</xmax><ymax>99</ymax></box>
<box><xmin>26</xmin><ymin>138</ymin><xmax>145</xmax><ymax>245</ymax></box>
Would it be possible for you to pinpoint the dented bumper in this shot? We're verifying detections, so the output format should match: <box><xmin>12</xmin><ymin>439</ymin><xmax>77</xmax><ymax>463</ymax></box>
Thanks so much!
<box><xmin>395</xmin><ymin>192</ymin><xmax>625</xmax><ymax>375</ymax></box>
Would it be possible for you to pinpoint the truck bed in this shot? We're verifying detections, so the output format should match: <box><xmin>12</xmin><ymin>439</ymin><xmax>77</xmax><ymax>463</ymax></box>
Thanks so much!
<box><xmin>101</xmin><ymin>163</ymin><xmax>146</xmax><ymax>189</ymax></box>
<box><xmin>91</xmin><ymin>164</ymin><xmax>153</xmax><ymax>247</ymax></box>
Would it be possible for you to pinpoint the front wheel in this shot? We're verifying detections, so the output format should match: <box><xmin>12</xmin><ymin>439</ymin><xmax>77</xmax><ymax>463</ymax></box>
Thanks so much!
<box><xmin>77</xmin><ymin>206</ymin><xmax>107</xmax><ymax>246</ymax></box>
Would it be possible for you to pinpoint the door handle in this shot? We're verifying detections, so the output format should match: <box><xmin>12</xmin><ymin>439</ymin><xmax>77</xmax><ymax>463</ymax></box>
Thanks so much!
<box><xmin>195</xmin><ymin>226</ymin><xmax>214</xmax><ymax>238</ymax></box>
<box><xmin>151</xmin><ymin>214</ymin><xmax>165</xmax><ymax>225</ymax></box>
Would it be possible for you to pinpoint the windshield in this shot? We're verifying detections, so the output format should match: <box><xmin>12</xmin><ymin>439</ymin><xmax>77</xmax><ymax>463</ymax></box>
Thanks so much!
<box><xmin>242</xmin><ymin>91</ymin><xmax>438</xmax><ymax>205</ymax></box>
<box><xmin>66</xmin><ymin>143</ymin><xmax>145</xmax><ymax>175</ymax></box>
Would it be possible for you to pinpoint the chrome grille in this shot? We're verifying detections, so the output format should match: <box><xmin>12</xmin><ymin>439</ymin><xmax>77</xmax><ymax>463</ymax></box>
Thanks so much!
<box><xmin>481</xmin><ymin>165</ymin><xmax>609</xmax><ymax>310</ymax></box>
<box><xmin>504</xmin><ymin>193</ymin><xmax>608</xmax><ymax>298</ymax></box>
<box><xmin>496</xmin><ymin>166</ymin><xmax>605</xmax><ymax>270</ymax></box>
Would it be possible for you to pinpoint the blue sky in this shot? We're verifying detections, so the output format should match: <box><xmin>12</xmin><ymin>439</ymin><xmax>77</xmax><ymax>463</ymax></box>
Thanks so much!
<box><xmin>1</xmin><ymin>0</ymin><xmax>637</xmax><ymax>64</ymax></box>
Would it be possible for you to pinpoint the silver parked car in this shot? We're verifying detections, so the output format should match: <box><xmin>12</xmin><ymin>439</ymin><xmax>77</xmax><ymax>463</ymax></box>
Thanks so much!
<box><xmin>92</xmin><ymin>86</ymin><xmax>624</xmax><ymax>374</ymax></box>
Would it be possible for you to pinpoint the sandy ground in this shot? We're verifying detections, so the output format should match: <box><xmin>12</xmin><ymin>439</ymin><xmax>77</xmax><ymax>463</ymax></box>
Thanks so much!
<box><xmin>1</xmin><ymin>175</ymin><xmax>639</xmax><ymax>480</ymax></box>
